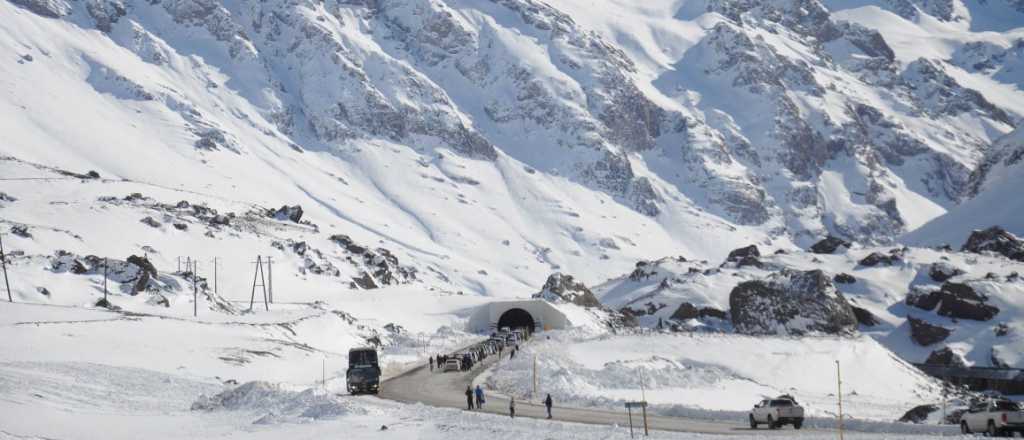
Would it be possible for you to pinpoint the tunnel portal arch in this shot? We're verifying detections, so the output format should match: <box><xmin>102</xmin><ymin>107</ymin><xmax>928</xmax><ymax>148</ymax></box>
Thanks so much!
<box><xmin>467</xmin><ymin>300</ymin><xmax>570</xmax><ymax>333</ymax></box>
<box><xmin>497</xmin><ymin>308</ymin><xmax>536</xmax><ymax>331</ymax></box>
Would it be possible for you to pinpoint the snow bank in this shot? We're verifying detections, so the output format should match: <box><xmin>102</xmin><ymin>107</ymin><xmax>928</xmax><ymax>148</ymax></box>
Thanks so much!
<box><xmin>192</xmin><ymin>381</ymin><xmax>365</xmax><ymax>423</ymax></box>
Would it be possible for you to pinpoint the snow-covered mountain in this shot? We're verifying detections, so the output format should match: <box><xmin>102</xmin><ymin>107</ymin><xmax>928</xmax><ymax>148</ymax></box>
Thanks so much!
<box><xmin>2</xmin><ymin>0</ymin><xmax>1022</xmax><ymax>297</ymax></box>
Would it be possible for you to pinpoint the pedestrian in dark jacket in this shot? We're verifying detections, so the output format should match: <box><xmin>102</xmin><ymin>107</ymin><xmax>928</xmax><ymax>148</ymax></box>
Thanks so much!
<box><xmin>544</xmin><ymin>394</ymin><xmax>553</xmax><ymax>419</ymax></box>
<box><xmin>465</xmin><ymin>386</ymin><xmax>474</xmax><ymax>410</ymax></box>
<box><xmin>509</xmin><ymin>397</ymin><xmax>516</xmax><ymax>418</ymax></box>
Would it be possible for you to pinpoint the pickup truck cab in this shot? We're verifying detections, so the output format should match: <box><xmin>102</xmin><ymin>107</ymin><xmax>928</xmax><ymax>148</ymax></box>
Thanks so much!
<box><xmin>961</xmin><ymin>399</ymin><xmax>1024</xmax><ymax>437</ymax></box>
<box><xmin>750</xmin><ymin>396</ymin><xmax>805</xmax><ymax>429</ymax></box>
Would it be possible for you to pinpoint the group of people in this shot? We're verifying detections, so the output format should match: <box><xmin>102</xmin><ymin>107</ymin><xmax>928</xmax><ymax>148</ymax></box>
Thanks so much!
<box><xmin>464</xmin><ymin>385</ymin><xmax>555</xmax><ymax>420</ymax></box>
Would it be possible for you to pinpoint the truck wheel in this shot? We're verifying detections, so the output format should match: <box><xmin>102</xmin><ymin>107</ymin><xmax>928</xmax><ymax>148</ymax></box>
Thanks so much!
<box><xmin>749</xmin><ymin>415</ymin><xmax>757</xmax><ymax>429</ymax></box>
<box><xmin>989</xmin><ymin>421</ymin><xmax>999</xmax><ymax>437</ymax></box>
<box><xmin>794</xmin><ymin>420</ymin><xmax>803</xmax><ymax>430</ymax></box>
<box><xmin>962</xmin><ymin>422</ymin><xmax>971</xmax><ymax>435</ymax></box>
<box><xmin>767</xmin><ymin>416</ymin><xmax>777</xmax><ymax>430</ymax></box>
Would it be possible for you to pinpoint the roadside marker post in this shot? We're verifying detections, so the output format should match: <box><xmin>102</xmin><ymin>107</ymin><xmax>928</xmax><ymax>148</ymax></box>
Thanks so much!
<box><xmin>625</xmin><ymin>401</ymin><xmax>648</xmax><ymax>438</ymax></box>
<box><xmin>0</xmin><ymin>233</ymin><xmax>11</xmax><ymax>302</ymax></box>
<box><xmin>836</xmin><ymin>360</ymin><xmax>844</xmax><ymax>440</ymax></box>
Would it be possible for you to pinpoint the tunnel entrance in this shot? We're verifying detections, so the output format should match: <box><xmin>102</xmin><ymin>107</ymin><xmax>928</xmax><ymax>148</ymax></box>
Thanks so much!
<box><xmin>497</xmin><ymin>308</ymin><xmax>536</xmax><ymax>331</ymax></box>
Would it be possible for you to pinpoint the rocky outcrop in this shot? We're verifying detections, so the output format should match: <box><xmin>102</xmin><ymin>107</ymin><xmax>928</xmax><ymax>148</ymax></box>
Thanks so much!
<box><xmin>928</xmin><ymin>261</ymin><xmax>964</xmax><ymax>282</ymax></box>
<box><xmin>925</xmin><ymin>347</ymin><xmax>967</xmax><ymax>367</ymax></box>
<box><xmin>962</xmin><ymin>226</ymin><xmax>1024</xmax><ymax>262</ymax></box>
<box><xmin>10</xmin><ymin>225</ymin><xmax>31</xmax><ymax>238</ymax></box>
<box><xmin>858</xmin><ymin>249</ymin><xmax>903</xmax><ymax>267</ymax></box>
<box><xmin>532</xmin><ymin>273</ymin><xmax>603</xmax><ymax>308</ymax></box>
<box><xmin>908</xmin><ymin>317</ymin><xmax>951</xmax><ymax>346</ymax></box>
<box><xmin>833</xmin><ymin>273</ymin><xmax>856</xmax><ymax>284</ymax></box>
<box><xmin>328</xmin><ymin>235</ymin><xmax>416</xmax><ymax>289</ymax></box>
<box><xmin>899</xmin><ymin>404</ymin><xmax>940</xmax><ymax>424</ymax></box>
<box><xmin>670</xmin><ymin>302</ymin><xmax>728</xmax><ymax>321</ymax></box>
<box><xmin>728</xmin><ymin>269</ymin><xmax>858</xmax><ymax>336</ymax></box>
<box><xmin>271</xmin><ymin>205</ymin><xmax>304</xmax><ymax>223</ymax></box>
<box><xmin>726</xmin><ymin>245</ymin><xmax>760</xmax><ymax>262</ymax></box>
<box><xmin>851</xmin><ymin>306</ymin><xmax>878</xmax><ymax>326</ymax></box>
<box><xmin>9</xmin><ymin>0</ymin><xmax>72</xmax><ymax>18</ymax></box>
<box><xmin>810</xmin><ymin>236</ymin><xmax>851</xmax><ymax>254</ymax></box>
<box><xmin>935</xmin><ymin>282</ymin><xmax>1000</xmax><ymax>321</ymax></box>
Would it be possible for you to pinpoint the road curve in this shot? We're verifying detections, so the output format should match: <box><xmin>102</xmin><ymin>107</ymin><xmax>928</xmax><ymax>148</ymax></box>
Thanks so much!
<box><xmin>379</xmin><ymin>346</ymin><xmax>819</xmax><ymax>436</ymax></box>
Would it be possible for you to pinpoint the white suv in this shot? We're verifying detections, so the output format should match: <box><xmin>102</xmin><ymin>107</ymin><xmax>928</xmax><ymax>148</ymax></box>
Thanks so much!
<box><xmin>750</xmin><ymin>396</ymin><xmax>805</xmax><ymax>430</ymax></box>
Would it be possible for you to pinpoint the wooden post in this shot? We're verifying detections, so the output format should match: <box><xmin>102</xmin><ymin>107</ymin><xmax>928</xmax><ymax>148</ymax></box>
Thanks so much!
<box><xmin>212</xmin><ymin>257</ymin><xmax>218</xmax><ymax>295</ymax></box>
<box><xmin>642</xmin><ymin>403</ymin><xmax>649</xmax><ymax>436</ymax></box>
<box><xmin>0</xmin><ymin>234</ymin><xmax>11</xmax><ymax>302</ymax></box>
<box><xmin>836</xmin><ymin>360</ymin><xmax>844</xmax><ymax>440</ymax></box>
<box><xmin>533</xmin><ymin>354</ymin><xmax>538</xmax><ymax>398</ymax></box>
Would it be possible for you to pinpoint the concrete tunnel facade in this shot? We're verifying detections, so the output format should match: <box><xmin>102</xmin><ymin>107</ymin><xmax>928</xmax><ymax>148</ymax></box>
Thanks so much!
<box><xmin>467</xmin><ymin>300</ymin><xmax>570</xmax><ymax>333</ymax></box>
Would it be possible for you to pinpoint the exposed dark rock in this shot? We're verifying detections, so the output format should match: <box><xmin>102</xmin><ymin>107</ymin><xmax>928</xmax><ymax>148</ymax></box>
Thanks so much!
<box><xmin>908</xmin><ymin>317</ymin><xmax>951</xmax><ymax>346</ymax></box>
<box><xmin>858</xmin><ymin>251</ymin><xmax>901</xmax><ymax>267</ymax></box>
<box><xmin>833</xmin><ymin>273</ymin><xmax>856</xmax><ymax>284</ymax></box>
<box><xmin>36</xmin><ymin>287</ymin><xmax>50</xmax><ymax>297</ymax></box>
<box><xmin>94</xmin><ymin>297</ymin><xmax>121</xmax><ymax>310</ymax></box>
<box><xmin>851</xmin><ymin>306</ymin><xmax>878</xmax><ymax>326</ymax></box>
<box><xmin>271</xmin><ymin>205</ymin><xmax>304</xmax><ymax>223</ymax></box>
<box><xmin>533</xmin><ymin>273</ymin><xmax>603</xmax><ymax>308</ymax></box>
<box><xmin>936</xmin><ymin>282</ymin><xmax>999</xmax><ymax>321</ymax></box>
<box><xmin>173</xmin><ymin>223</ymin><xmax>188</xmax><ymax>231</ymax></box>
<box><xmin>995</xmin><ymin>323</ymin><xmax>1009</xmax><ymax>337</ymax></box>
<box><xmin>210</xmin><ymin>215</ymin><xmax>230</xmax><ymax>226</ymax></box>
<box><xmin>899</xmin><ymin>404</ymin><xmax>939</xmax><ymax>424</ymax></box>
<box><xmin>328</xmin><ymin>234</ymin><xmax>416</xmax><ymax>288</ymax></box>
<box><xmin>925</xmin><ymin>347</ymin><xmax>966</xmax><ymax>367</ymax></box>
<box><xmin>86</xmin><ymin>170</ymin><xmax>101</xmax><ymax>179</ymax></box>
<box><xmin>729</xmin><ymin>269</ymin><xmax>858</xmax><ymax>335</ymax></box>
<box><xmin>9</xmin><ymin>0</ymin><xmax>71</xmax><ymax>18</ymax></box>
<box><xmin>991</xmin><ymin>348</ymin><xmax>1009</xmax><ymax>368</ymax></box>
<box><xmin>735</xmin><ymin>255</ymin><xmax>764</xmax><ymax>268</ymax></box>
<box><xmin>928</xmin><ymin>262</ymin><xmax>964</xmax><ymax>282</ymax></box>
<box><xmin>176</xmin><ymin>200</ymin><xmax>191</xmax><ymax>209</ymax></box>
<box><xmin>10</xmin><ymin>225</ymin><xmax>31</xmax><ymax>238</ymax></box>
<box><xmin>140</xmin><ymin>216</ymin><xmax>161</xmax><ymax>228</ymax></box>
<box><xmin>906</xmin><ymin>286</ymin><xmax>941</xmax><ymax>311</ymax></box>
<box><xmin>961</xmin><ymin>226</ymin><xmax>1024</xmax><ymax>262</ymax></box>
<box><xmin>810</xmin><ymin>236</ymin><xmax>851</xmax><ymax>254</ymax></box>
<box><xmin>726</xmin><ymin>245</ymin><xmax>760</xmax><ymax>262</ymax></box>
<box><xmin>670</xmin><ymin>302</ymin><xmax>727</xmax><ymax>321</ymax></box>
<box><xmin>0</xmin><ymin>192</ymin><xmax>16</xmax><ymax>202</ymax></box>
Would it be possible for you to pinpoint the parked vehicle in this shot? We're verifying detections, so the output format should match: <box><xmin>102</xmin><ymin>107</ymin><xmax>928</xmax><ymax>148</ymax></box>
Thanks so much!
<box><xmin>444</xmin><ymin>357</ymin><xmax>462</xmax><ymax>372</ymax></box>
<box><xmin>961</xmin><ymin>399</ymin><xmax>1024</xmax><ymax>436</ymax></box>
<box><xmin>749</xmin><ymin>396</ymin><xmax>804</xmax><ymax>430</ymax></box>
<box><xmin>346</xmin><ymin>347</ymin><xmax>381</xmax><ymax>395</ymax></box>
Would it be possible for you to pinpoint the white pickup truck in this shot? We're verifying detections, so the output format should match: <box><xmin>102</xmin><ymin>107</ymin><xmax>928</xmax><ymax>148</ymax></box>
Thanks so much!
<box><xmin>960</xmin><ymin>399</ymin><xmax>1024</xmax><ymax>437</ymax></box>
<box><xmin>749</xmin><ymin>396</ymin><xmax>804</xmax><ymax>429</ymax></box>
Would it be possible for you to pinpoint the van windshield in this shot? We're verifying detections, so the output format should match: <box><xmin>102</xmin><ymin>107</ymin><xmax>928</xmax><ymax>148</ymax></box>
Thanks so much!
<box><xmin>349</xmin><ymin>350</ymin><xmax>378</xmax><ymax>366</ymax></box>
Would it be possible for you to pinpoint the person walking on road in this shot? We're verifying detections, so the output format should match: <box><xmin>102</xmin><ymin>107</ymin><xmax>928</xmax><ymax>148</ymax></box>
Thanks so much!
<box><xmin>544</xmin><ymin>393</ymin><xmax>553</xmax><ymax>419</ymax></box>
<box><xmin>474</xmin><ymin>385</ymin><xmax>485</xmax><ymax>409</ymax></box>
<box><xmin>429</xmin><ymin>356</ymin><xmax>434</xmax><ymax>372</ymax></box>
<box><xmin>509</xmin><ymin>397</ymin><xmax>516</xmax><ymax>418</ymax></box>
<box><xmin>465</xmin><ymin>385</ymin><xmax>474</xmax><ymax>410</ymax></box>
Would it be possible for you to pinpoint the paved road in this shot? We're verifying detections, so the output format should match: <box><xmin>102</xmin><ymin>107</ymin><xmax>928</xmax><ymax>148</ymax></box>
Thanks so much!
<box><xmin>379</xmin><ymin>346</ymin><xmax>817</xmax><ymax>436</ymax></box>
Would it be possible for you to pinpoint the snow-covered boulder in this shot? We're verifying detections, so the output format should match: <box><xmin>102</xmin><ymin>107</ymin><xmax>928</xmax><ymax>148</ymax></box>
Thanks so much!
<box><xmin>810</xmin><ymin>236</ymin><xmax>851</xmax><ymax>254</ymax></box>
<box><xmin>271</xmin><ymin>205</ymin><xmax>303</xmax><ymax>223</ymax></box>
<box><xmin>907</xmin><ymin>317</ymin><xmax>951</xmax><ymax>346</ymax></box>
<box><xmin>928</xmin><ymin>261</ymin><xmax>964</xmax><ymax>282</ymax></box>
<box><xmin>925</xmin><ymin>347</ymin><xmax>967</xmax><ymax>367</ymax></box>
<box><xmin>962</xmin><ymin>226</ymin><xmax>1024</xmax><ymax>262</ymax></box>
<box><xmin>728</xmin><ymin>269</ymin><xmax>858</xmax><ymax>336</ymax></box>
<box><xmin>533</xmin><ymin>273</ymin><xmax>603</xmax><ymax>308</ymax></box>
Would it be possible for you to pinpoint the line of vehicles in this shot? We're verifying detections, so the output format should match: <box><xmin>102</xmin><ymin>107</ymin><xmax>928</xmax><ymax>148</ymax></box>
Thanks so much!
<box><xmin>443</xmin><ymin>326</ymin><xmax>530</xmax><ymax>373</ymax></box>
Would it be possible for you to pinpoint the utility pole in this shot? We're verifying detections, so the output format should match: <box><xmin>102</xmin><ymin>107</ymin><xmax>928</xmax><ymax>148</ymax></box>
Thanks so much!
<box><xmin>177</xmin><ymin>256</ymin><xmax>181</xmax><ymax>272</ymax></box>
<box><xmin>249</xmin><ymin>256</ymin><xmax>268</xmax><ymax>312</ymax></box>
<box><xmin>212</xmin><ymin>257</ymin><xmax>218</xmax><ymax>295</ymax></box>
<box><xmin>639</xmin><ymin>369</ymin><xmax>649</xmax><ymax>436</ymax></box>
<box><xmin>836</xmin><ymin>360</ymin><xmax>844</xmax><ymax>440</ymax></box>
<box><xmin>103</xmin><ymin>258</ymin><xmax>108</xmax><ymax>303</ymax></box>
<box><xmin>532</xmin><ymin>354</ymin><xmax>538</xmax><ymax>398</ymax></box>
<box><xmin>193</xmin><ymin>260</ymin><xmax>198</xmax><ymax>317</ymax></box>
<box><xmin>266</xmin><ymin>256</ymin><xmax>273</xmax><ymax>304</ymax></box>
<box><xmin>0</xmin><ymin>233</ymin><xmax>11</xmax><ymax>302</ymax></box>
